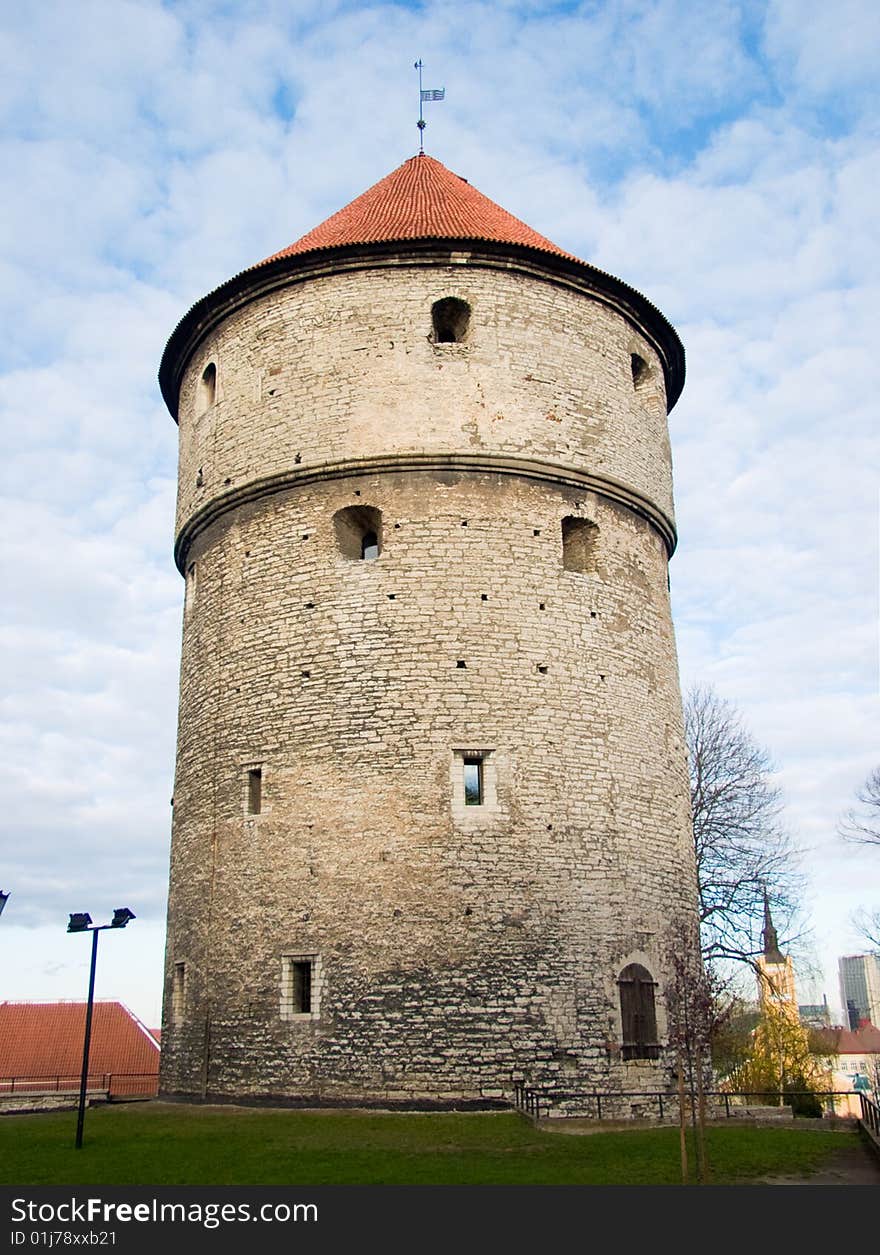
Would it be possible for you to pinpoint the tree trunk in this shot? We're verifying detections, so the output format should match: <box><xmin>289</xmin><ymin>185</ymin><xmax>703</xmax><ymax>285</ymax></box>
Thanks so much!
<box><xmin>678</xmin><ymin>1054</ymin><xmax>688</xmax><ymax>1185</ymax></box>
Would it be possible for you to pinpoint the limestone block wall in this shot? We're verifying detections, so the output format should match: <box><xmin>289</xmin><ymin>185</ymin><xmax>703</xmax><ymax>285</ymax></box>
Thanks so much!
<box><xmin>161</xmin><ymin>467</ymin><xmax>696</xmax><ymax>1103</ymax></box>
<box><xmin>172</xmin><ymin>260</ymin><xmax>673</xmax><ymax>551</ymax></box>
<box><xmin>160</xmin><ymin>248</ymin><xmax>695</xmax><ymax>1106</ymax></box>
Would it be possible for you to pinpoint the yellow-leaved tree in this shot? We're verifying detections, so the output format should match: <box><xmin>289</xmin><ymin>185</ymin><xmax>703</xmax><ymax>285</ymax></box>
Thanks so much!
<box><xmin>725</xmin><ymin>989</ymin><xmax>833</xmax><ymax>1115</ymax></box>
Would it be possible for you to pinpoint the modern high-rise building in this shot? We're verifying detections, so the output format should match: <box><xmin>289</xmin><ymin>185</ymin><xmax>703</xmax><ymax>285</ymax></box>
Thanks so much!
<box><xmin>839</xmin><ymin>954</ymin><xmax>880</xmax><ymax>1029</ymax></box>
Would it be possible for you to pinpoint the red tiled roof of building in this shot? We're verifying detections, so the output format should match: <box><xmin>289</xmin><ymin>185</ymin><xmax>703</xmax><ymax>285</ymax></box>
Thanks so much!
<box><xmin>814</xmin><ymin>1022</ymin><xmax>880</xmax><ymax>1054</ymax></box>
<box><xmin>262</xmin><ymin>153</ymin><xmax>578</xmax><ymax>266</ymax></box>
<box><xmin>0</xmin><ymin>1001</ymin><xmax>159</xmax><ymax>1082</ymax></box>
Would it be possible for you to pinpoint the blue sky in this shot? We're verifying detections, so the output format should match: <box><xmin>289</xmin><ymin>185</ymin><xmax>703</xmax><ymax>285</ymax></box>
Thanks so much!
<box><xmin>1</xmin><ymin>0</ymin><xmax>878</xmax><ymax>1026</ymax></box>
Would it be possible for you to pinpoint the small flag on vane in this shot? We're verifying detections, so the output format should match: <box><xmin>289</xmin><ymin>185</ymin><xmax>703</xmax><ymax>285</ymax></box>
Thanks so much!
<box><xmin>414</xmin><ymin>59</ymin><xmax>445</xmax><ymax>152</ymax></box>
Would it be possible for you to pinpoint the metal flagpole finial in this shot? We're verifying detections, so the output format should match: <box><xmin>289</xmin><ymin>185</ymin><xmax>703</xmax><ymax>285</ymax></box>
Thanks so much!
<box><xmin>414</xmin><ymin>59</ymin><xmax>444</xmax><ymax>155</ymax></box>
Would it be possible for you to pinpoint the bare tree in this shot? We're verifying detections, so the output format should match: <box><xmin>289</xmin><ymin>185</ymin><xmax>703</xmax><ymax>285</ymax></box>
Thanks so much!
<box><xmin>852</xmin><ymin>906</ymin><xmax>880</xmax><ymax>953</ymax></box>
<box><xmin>663</xmin><ymin>918</ymin><xmax>720</xmax><ymax>1183</ymax></box>
<box><xmin>684</xmin><ymin>685</ymin><xmax>804</xmax><ymax>971</ymax></box>
<box><xmin>839</xmin><ymin>767</ymin><xmax>880</xmax><ymax>845</ymax></box>
<box><xmin>840</xmin><ymin>769</ymin><xmax>880</xmax><ymax>955</ymax></box>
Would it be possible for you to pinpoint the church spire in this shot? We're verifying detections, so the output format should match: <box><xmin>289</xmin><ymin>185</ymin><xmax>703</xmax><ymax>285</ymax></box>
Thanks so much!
<box><xmin>761</xmin><ymin>888</ymin><xmax>786</xmax><ymax>964</ymax></box>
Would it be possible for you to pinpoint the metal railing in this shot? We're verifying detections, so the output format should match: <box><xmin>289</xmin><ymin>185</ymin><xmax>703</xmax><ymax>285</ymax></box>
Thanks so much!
<box><xmin>0</xmin><ymin>1072</ymin><xmax>158</xmax><ymax>1098</ymax></box>
<box><xmin>859</xmin><ymin>1091</ymin><xmax>880</xmax><ymax>1147</ymax></box>
<box><xmin>513</xmin><ymin>1084</ymin><xmax>863</xmax><ymax>1122</ymax></box>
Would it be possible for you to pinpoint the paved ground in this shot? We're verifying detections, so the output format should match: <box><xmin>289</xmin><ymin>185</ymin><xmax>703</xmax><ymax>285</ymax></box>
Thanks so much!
<box><xmin>755</xmin><ymin>1136</ymin><xmax>880</xmax><ymax>1185</ymax></box>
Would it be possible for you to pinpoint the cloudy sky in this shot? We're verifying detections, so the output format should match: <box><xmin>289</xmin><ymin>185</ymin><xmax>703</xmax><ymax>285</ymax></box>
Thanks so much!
<box><xmin>1</xmin><ymin>0</ymin><xmax>877</xmax><ymax>1029</ymax></box>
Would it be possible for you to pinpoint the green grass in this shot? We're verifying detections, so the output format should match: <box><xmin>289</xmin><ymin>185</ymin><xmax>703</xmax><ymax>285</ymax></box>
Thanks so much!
<box><xmin>0</xmin><ymin>1104</ymin><xmax>861</xmax><ymax>1185</ymax></box>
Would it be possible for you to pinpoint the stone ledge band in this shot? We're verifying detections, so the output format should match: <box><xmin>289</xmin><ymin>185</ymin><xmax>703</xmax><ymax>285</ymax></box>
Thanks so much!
<box><xmin>174</xmin><ymin>451</ymin><xmax>678</xmax><ymax>573</ymax></box>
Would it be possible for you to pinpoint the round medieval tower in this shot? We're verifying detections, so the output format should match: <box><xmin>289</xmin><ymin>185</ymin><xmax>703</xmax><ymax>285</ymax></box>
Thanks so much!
<box><xmin>158</xmin><ymin>153</ymin><xmax>697</xmax><ymax>1112</ymax></box>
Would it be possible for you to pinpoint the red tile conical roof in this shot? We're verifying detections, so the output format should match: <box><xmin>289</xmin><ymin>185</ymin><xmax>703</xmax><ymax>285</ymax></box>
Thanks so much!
<box><xmin>159</xmin><ymin>151</ymin><xmax>686</xmax><ymax>417</ymax></box>
<box><xmin>263</xmin><ymin>153</ymin><xmax>577</xmax><ymax>265</ymax></box>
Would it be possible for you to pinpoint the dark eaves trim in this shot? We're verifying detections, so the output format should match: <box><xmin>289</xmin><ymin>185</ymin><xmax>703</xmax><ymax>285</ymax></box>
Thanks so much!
<box><xmin>158</xmin><ymin>239</ymin><xmax>686</xmax><ymax>420</ymax></box>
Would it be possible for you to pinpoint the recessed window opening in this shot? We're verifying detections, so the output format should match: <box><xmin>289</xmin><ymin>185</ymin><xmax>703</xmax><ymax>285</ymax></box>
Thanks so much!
<box><xmin>618</xmin><ymin>963</ymin><xmax>660</xmax><ymax>1061</ymax></box>
<box><xmin>292</xmin><ymin>960</ymin><xmax>312</xmax><ymax>1013</ymax></box>
<box><xmin>463</xmin><ymin>757</ymin><xmax>483</xmax><ymax>806</ymax></box>
<box><xmin>184</xmin><ymin>562</ymin><xmax>197</xmax><ymax>616</ymax></box>
<box><xmin>562</xmin><ymin>516</ymin><xmax>599</xmax><ymax>573</ymax></box>
<box><xmin>281</xmin><ymin>954</ymin><xmax>320</xmax><ymax>1018</ymax></box>
<box><xmin>172</xmin><ymin>962</ymin><xmax>186</xmax><ymax>1025</ymax></box>
<box><xmin>333</xmin><ymin>505</ymin><xmax>383</xmax><ymax>561</ymax></box>
<box><xmin>432</xmin><ymin>297</ymin><xmax>471</xmax><ymax>344</ymax></box>
<box><xmin>197</xmin><ymin>362</ymin><xmax>216</xmax><ymax>414</ymax></box>
<box><xmin>247</xmin><ymin>767</ymin><xmax>262</xmax><ymax>815</ymax></box>
<box><xmin>631</xmin><ymin>354</ymin><xmax>649</xmax><ymax>388</ymax></box>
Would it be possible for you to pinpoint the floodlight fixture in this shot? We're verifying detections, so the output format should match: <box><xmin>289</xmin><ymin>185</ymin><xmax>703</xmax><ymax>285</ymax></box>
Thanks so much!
<box><xmin>67</xmin><ymin>906</ymin><xmax>136</xmax><ymax>1148</ymax></box>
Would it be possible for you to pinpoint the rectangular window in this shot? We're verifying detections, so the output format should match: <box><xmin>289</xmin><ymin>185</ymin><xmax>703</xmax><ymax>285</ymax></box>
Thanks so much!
<box><xmin>172</xmin><ymin>962</ymin><xmax>186</xmax><ymax>1025</ymax></box>
<box><xmin>281</xmin><ymin>954</ymin><xmax>320</xmax><ymax>1019</ymax></box>
<box><xmin>452</xmin><ymin>748</ymin><xmax>495</xmax><ymax>816</ymax></box>
<box><xmin>247</xmin><ymin>767</ymin><xmax>262</xmax><ymax>814</ymax></box>
<box><xmin>463</xmin><ymin>757</ymin><xmax>483</xmax><ymax>805</ymax></box>
<box><xmin>292</xmin><ymin>961</ymin><xmax>312</xmax><ymax>1013</ymax></box>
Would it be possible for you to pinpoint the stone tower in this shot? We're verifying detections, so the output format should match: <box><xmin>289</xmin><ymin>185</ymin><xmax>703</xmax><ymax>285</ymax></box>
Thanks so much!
<box><xmin>158</xmin><ymin>153</ymin><xmax>698</xmax><ymax>1111</ymax></box>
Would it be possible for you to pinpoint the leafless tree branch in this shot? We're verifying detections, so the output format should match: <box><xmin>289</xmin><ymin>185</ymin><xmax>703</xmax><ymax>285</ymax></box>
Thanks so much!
<box><xmin>851</xmin><ymin>906</ymin><xmax>880</xmax><ymax>953</ymax></box>
<box><xmin>684</xmin><ymin>684</ymin><xmax>805</xmax><ymax>972</ymax></box>
<box><xmin>839</xmin><ymin>766</ymin><xmax>880</xmax><ymax>846</ymax></box>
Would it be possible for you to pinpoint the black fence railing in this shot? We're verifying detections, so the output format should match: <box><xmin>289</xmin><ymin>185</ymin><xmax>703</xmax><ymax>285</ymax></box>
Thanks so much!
<box><xmin>0</xmin><ymin>1073</ymin><xmax>158</xmax><ymax>1098</ymax></box>
<box><xmin>859</xmin><ymin>1091</ymin><xmax>880</xmax><ymax>1146</ymax></box>
<box><xmin>512</xmin><ymin>1084</ymin><xmax>863</xmax><ymax>1122</ymax></box>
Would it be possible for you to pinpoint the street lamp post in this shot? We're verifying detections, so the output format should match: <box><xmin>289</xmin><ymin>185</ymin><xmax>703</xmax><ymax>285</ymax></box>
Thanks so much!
<box><xmin>67</xmin><ymin>908</ymin><xmax>136</xmax><ymax>1149</ymax></box>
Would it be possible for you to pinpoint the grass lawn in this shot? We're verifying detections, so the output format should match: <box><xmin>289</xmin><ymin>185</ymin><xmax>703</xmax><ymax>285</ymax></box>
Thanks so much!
<box><xmin>0</xmin><ymin>1103</ymin><xmax>862</xmax><ymax>1185</ymax></box>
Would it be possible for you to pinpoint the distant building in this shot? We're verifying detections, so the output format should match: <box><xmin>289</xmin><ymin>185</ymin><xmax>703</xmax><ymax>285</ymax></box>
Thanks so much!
<box><xmin>838</xmin><ymin>954</ymin><xmax>880</xmax><ymax>1028</ymax></box>
<box><xmin>757</xmin><ymin>893</ymin><xmax>798</xmax><ymax>1012</ymax></box>
<box><xmin>0</xmin><ymin>1001</ymin><xmax>159</xmax><ymax>1097</ymax></box>
<box><xmin>813</xmin><ymin>1021</ymin><xmax>880</xmax><ymax>1116</ymax></box>
<box><xmin>798</xmin><ymin>999</ymin><xmax>831</xmax><ymax>1029</ymax></box>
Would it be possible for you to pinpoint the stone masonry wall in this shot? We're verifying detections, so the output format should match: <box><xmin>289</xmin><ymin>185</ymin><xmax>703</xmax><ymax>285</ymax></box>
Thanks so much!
<box><xmin>161</xmin><ymin>256</ymin><xmax>696</xmax><ymax>1106</ymax></box>
<box><xmin>173</xmin><ymin>260</ymin><xmax>673</xmax><ymax>547</ymax></box>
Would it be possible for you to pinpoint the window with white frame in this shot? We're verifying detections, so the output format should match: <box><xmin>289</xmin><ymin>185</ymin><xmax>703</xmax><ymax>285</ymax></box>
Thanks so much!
<box><xmin>280</xmin><ymin>954</ymin><xmax>321</xmax><ymax>1019</ymax></box>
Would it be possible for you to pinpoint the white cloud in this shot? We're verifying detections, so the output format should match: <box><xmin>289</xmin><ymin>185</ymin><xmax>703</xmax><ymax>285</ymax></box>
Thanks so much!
<box><xmin>1</xmin><ymin>0</ymin><xmax>877</xmax><ymax>1028</ymax></box>
<box><xmin>764</xmin><ymin>0</ymin><xmax>880</xmax><ymax>102</ymax></box>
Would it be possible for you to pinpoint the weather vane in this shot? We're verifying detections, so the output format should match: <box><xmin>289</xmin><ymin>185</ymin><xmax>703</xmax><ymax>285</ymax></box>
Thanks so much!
<box><xmin>414</xmin><ymin>59</ymin><xmax>445</xmax><ymax>154</ymax></box>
